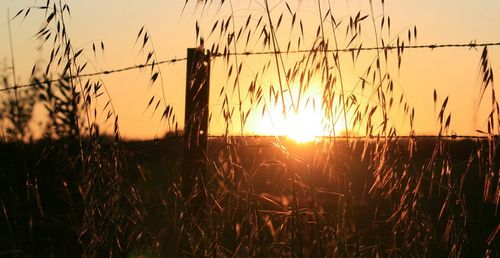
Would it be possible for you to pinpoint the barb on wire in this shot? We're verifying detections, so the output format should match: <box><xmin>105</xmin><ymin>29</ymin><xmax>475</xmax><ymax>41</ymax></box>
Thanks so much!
<box><xmin>2</xmin><ymin>41</ymin><xmax>500</xmax><ymax>93</ymax></box>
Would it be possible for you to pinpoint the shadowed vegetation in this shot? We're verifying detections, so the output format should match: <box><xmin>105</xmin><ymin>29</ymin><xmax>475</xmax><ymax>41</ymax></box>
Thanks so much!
<box><xmin>0</xmin><ymin>0</ymin><xmax>498</xmax><ymax>257</ymax></box>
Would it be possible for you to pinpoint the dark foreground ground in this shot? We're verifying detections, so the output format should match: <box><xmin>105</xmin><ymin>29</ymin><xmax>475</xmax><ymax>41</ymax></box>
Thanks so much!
<box><xmin>0</xmin><ymin>136</ymin><xmax>498</xmax><ymax>257</ymax></box>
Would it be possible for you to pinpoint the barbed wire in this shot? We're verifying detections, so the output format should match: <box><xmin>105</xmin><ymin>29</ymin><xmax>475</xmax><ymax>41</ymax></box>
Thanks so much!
<box><xmin>1</xmin><ymin>41</ymin><xmax>499</xmax><ymax>93</ymax></box>
<box><xmin>0</xmin><ymin>57</ymin><xmax>187</xmax><ymax>92</ymax></box>
<box><xmin>214</xmin><ymin>41</ymin><xmax>500</xmax><ymax>57</ymax></box>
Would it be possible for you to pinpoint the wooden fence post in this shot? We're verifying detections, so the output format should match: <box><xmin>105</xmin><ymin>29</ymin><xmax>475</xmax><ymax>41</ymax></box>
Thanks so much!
<box><xmin>182</xmin><ymin>47</ymin><xmax>210</xmax><ymax>202</ymax></box>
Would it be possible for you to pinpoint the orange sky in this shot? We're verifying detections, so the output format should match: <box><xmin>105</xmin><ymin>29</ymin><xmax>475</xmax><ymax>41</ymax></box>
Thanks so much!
<box><xmin>0</xmin><ymin>0</ymin><xmax>499</xmax><ymax>140</ymax></box>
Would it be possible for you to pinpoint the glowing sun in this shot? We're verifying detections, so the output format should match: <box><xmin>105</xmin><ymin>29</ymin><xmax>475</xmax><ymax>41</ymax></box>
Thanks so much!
<box><xmin>252</xmin><ymin>101</ymin><xmax>346</xmax><ymax>143</ymax></box>
<box><xmin>246</xmin><ymin>81</ymin><xmax>349</xmax><ymax>142</ymax></box>
<box><xmin>284</xmin><ymin>107</ymin><xmax>324</xmax><ymax>143</ymax></box>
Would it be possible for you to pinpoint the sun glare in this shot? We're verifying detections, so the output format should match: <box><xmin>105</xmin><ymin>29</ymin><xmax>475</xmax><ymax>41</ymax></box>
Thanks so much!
<box><xmin>252</xmin><ymin>100</ymin><xmax>347</xmax><ymax>143</ymax></box>
<box><xmin>247</xmin><ymin>81</ymin><xmax>351</xmax><ymax>143</ymax></box>
<box><xmin>284</xmin><ymin>107</ymin><xmax>323</xmax><ymax>143</ymax></box>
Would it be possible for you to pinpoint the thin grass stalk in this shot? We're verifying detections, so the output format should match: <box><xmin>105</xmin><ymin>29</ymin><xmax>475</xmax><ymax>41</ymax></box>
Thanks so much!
<box><xmin>227</xmin><ymin>0</ymin><xmax>246</xmax><ymax>134</ymax></box>
<box><xmin>263</xmin><ymin>0</ymin><xmax>295</xmax><ymax>117</ymax></box>
<box><xmin>324</xmin><ymin>0</ymin><xmax>350</xmax><ymax>143</ymax></box>
<box><xmin>368</xmin><ymin>0</ymin><xmax>388</xmax><ymax>138</ymax></box>
<box><xmin>6</xmin><ymin>9</ymin><xmax>20</xmax><ymax>136</ymax></box>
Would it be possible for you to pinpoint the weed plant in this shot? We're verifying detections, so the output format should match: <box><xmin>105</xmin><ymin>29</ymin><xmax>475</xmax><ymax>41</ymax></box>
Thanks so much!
<box><xmin>0</xmin><ymin>0</ymin><xmax>498</xmax><ymax>257</ymax></box>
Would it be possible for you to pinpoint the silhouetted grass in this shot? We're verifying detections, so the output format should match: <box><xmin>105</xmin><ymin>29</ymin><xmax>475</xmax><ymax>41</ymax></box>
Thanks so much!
<box><xmin>0</xmin><ymin>0</ymin><xmax>498</xmax><ymax>257</ymax></box>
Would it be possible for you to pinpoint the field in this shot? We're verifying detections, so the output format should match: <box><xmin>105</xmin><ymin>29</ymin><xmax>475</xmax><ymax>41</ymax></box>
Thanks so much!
<box><xmin>1</xmin><ymin>136</ymin><xmax>498</xmax><ymax>257</ymax></box>
<box><xmin>1</xmin><ymin>0</ymin><xmax>500</xmax><ymax>257</ymax></box>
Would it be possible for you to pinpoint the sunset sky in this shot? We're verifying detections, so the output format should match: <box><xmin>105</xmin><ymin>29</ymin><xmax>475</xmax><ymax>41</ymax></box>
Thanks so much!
<box><xmin>0</xmin><ymin>0</ymin><xmax>499</xmax><ymax>139</ymax></box>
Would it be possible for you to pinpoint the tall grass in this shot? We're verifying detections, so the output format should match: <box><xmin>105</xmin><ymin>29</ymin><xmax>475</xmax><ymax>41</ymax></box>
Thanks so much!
<box><xmin>0</xmin><ymin>0</ymin><xmax>498</xmax><ymax>257</ymax></box>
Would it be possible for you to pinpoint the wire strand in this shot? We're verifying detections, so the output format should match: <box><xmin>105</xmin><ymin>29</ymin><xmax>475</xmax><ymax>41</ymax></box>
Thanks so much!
<box><xmin>1</xmin><ymin>41</ymin><xmax>499</xmax><ymax>92</ymax></box>
<box><xmin>0</xmin><ymin>57</ymin><xmax>187</xmax><ymax>92</ymax></box>
<box><xmin>214</xmin><ymin>41</ymin><xmax>500</xmax><ymax>57</ymax></box>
